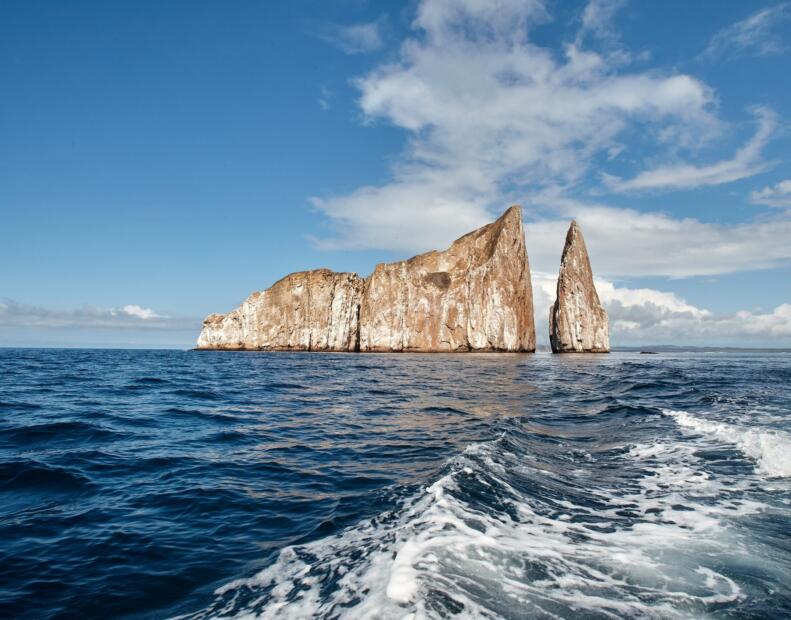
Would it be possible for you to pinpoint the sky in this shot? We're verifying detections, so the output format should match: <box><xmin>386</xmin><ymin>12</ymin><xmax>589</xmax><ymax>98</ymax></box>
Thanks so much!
<box><xmin>1</xmin><ymin>0</ymin><xmax>791</xmax><ymax>348</ymax></box>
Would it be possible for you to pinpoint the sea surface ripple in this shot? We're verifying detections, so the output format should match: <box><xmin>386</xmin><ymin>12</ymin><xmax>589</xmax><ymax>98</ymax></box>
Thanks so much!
<box><xmin>0</xmin><ymin>349</ymin><xmax>789</xmax><ymax>619</ymax></box>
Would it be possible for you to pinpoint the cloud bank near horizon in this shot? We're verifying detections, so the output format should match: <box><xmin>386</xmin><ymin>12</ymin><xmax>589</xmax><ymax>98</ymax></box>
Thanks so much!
<box><xmin>0</xmin><ymin>299</ymin><xmax>198</xmax><ymax>331</ymax></box>
<box><xmin>531</xmin><ymin>273</ymin><xmax>791</xmax><ymax>347</ymax></box>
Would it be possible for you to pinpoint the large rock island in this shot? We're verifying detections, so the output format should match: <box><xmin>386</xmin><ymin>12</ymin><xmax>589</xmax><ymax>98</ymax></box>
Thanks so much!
<box><xmin>549</xmin><ymin>221</ymin><xmax>610</xmax><ymax>353</ymax></box>
<box><xmin>197</xmin><ymin>206</ymin><xmax>536</xmax><ymax>352</ymax></box>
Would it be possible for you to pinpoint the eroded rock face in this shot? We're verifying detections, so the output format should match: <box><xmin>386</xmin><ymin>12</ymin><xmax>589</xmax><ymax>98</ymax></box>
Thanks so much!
<box><xmin>196</xmin><ymin>269</ymin><xmax>364</xmax><ymax>351</ymax></box>
<box><xmin>360</xmin><ymin>205</ymin><xmax>535</xmax><ymax>352</ymax></box>
<box><xmin>197</xmin><ymin>206</ymin><xmax>536</xmax><ymax>352</ymax></box>
<box><xmin>549</xmin><ymin>221</ymin><xmax>610</xmax><ymax>353</ymax></box>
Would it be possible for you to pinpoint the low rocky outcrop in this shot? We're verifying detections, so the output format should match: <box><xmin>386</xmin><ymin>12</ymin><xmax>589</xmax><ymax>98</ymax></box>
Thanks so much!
<box><xmin>197</xmin><ymin>206</ymin><xmax>536</xmax><ymax>352</ymax></box>
<box><xmin>196</xmin><ymin>270</ymin><xmax>363</xmax><ymax>351</ymax></box>
<box><xmin>549</xmin><ymin>221</ymin><xmax>610</xmax><ymax>353</ymax></box>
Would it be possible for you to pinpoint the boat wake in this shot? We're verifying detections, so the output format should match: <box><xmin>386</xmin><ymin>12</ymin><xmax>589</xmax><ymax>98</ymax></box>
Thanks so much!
<box><xmin>664</xmin><ymin>408</ymin><xmax>791</xmax><ymax>478</ymax></box>
<box><xmin>189</xmin><ymin>408</ymin><xmax>786</xmax><ymax>619</ymax></box>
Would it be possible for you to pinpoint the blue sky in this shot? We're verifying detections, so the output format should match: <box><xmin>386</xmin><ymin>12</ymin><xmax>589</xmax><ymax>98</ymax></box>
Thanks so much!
<box><xmin>2</xmin><ymin>0</ymin><xmax>790</xmax><ymax>348</ymax></box>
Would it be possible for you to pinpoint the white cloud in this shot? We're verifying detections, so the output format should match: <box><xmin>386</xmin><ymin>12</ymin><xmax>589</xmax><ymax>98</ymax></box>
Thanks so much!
<box><xmin>307</xmin><ymin>0</ymin><xmax>791</xmax><ymax>283</ymax></box>
<box><xmin>702</xmin><ymin>3</ymin><xmax>790</xmax><ymax>61</ymax></box>
<box><xmin>576</xmin><ymin>0</ymin><xmax>626</xmax><ymax>46</ymax></box>
<box><xmin>531</xmin><ymin>272</ymin><xmax>791</xmax><ymax>346</ymax></box>
<box><xmin>312</xmin><ymin>0</ymin><xmax>721</xmax><ymax>252</ymax></box>
<box><xmin>524</xmin><ymin>201</ymin><xmax>791</xmax><ymax>277</ymax></box>
<box><xmin>121</xmin><ymin>304</ymin><xmax>161</xmax><ymax>320</ymax></box>
<box><xmin>750</xmin><ymin>179</ymin><xmax>791</xmax><ymax>208</ymax></box>
<box><xmin>311</xmin><ymin>182</ymin><xmax>491</xmax><ymax>253</ymax></box>
<box><xmin>318</xmin><ymin>85</ymin><xmax>332</xmax><ymax>111</ymax></box>
<box><xmin>604</xmin><ymin>106</ymin><xmax>777</xmax><ymax>191</ymax></box>
<box><xmin>0</xmin><ymin>299</ymin><xmax>195</xmax><ymax>329</ymax></box>
<box><xmin>315</xmin><ymin>18</ymin><xmax>386</xmax><ymax>55</ymax></box>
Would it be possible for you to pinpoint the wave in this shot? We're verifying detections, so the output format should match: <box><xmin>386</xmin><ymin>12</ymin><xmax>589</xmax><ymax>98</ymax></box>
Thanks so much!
<box><xmin>664</xmin><ymin>409</ymin><xmax>791</xmax><ymax>478</ymax></box>
<box><xmin>0</xmin><ymin>460</ymin><xmax>95</xmax><ymax>492</ymax></box>
<box><xmin>190</xmin><ymin>428</ymin><xmax>763</xmax><ymax>619</ymax></box>
<box><xmin>0</xmin><ymin>420</ymin><xmax>119</xmax><ymax>445</ymax></box>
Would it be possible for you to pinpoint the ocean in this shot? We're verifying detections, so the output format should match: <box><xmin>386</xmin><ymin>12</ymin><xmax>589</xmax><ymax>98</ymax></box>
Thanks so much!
<box><xmin>1</xmin><ymin>348</ymin><xmax>789</xmax><ymax>619</ymax></box>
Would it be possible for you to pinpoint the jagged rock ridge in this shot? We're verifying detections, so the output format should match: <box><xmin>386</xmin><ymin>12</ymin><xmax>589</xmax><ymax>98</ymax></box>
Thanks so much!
<box><xmin>549</xmin><ymin>221</ymin><xmax>610</xmax><ymax>353</ymax></box>
<box><xmin>197</xmin><ymin>206</ymin><xmax>536</xmax><ymax>352</ymax></box>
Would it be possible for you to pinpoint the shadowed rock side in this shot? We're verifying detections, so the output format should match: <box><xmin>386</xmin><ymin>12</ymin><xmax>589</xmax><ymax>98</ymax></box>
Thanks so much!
<box><xmin>360</xmin><ymin>205</ymin><xmax>535</xmax><ymax>351</ymax></box>
<box><xmin>197</xmin><ymin>206</ymin><xmax>535</xmax><ymax>352</ymax></box>
<box><xmin>549</xmin><ymin>221</ymin><xmax>610</xmax><ymax>353</ymax></box>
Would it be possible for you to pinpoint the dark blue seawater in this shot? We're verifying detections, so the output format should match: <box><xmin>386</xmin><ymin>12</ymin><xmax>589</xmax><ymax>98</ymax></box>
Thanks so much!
<box><xmin>1</xmin><ymin>349</ymin><xmax>789</xmax><ymax>619</ymax></box>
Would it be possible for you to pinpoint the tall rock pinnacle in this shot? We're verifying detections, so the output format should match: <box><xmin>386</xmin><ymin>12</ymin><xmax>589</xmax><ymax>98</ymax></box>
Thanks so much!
<box><xmin>549</xmin><ymin>221</ymin><xmax>610</xmax><ymax>353</ymax></box>
<box><xmin>197</xmin><ymin>206</ymin><xmax>536</xmax><ymax>352</ymax></box>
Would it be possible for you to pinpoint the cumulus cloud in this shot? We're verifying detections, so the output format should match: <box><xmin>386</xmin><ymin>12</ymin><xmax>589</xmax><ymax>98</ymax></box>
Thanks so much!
<box><xmin>0</xmin><ymin>299</ymin><xmax>197</xmax><ymax>330</ymax></box>
<box><xmin>702</xmin><ymin>3</ymin><xmax>790</xmax><ymax>61</ymax></box>
<box><xmin>311</xmin><ymin>0</ymin><xmax>722</xmax><ymax>253</ymax></box>
<box><xmin>308</xmin><ymin>0</ymin><xmax>790</xmax><ymax>278</ymax></box>
<box><xmin>604</xmin><ymin>106</ymin><xmax>777</xmax><ymax>191</ymax></box>
<box><xmin>315</xmin><ymin>17</ymin><xmax>386</xmax><ymax>55</ymax></box>
<box><xmin>531</xmin><ymin>272</ymin><xmax>791</xmax><ymax>346</ymax></box>
<box><xmin>750</xmin><ymin>179</ymin><xmax>791</xmax><ymax>208</ymax></box>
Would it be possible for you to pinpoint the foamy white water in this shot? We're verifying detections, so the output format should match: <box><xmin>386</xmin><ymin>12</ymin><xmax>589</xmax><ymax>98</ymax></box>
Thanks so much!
<box><xmin>200</xmin><ymin>429</ymin><xmax>776</xmax><ymax>619</ymax></box>
<box><xmin>664</xmin><ymin>409</ymin><xmax>791</xmax><ymax>478</ymax></box>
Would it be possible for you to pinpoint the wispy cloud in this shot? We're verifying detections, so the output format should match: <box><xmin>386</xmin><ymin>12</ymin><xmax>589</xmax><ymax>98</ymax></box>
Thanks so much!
<box><xmin>604</xmin><ymin>106</ymin><xmax>777</xmax><ymax>192</ymax></box>
<box><xmin>318</xmin><ymin>85</ymin><xmax>332</xmax><ymax>111</ymax></box>
<box><xmin>307</xmin><ymin>0</ymin><xmax>791</xmax><ymax>283</ymax></box>
<box><xmin>311</xmin><ymin>0</ymin><xmax>719</xmax><ymax>253</ymax></box>
<box><xmin>575</xmin><ymin>0</ymin><xmax>627</xmax><ymax>46</ymax></box>
<box><xmin>702</xmin><ymin>3</ymin><xmax>790</xmax><ymax>61</ymax></box>
<box><xmin>0</xmin><ymin>299</ymin><xmax>198</xmax><ymax>329</ymax></box>
<box><xmin>750</xmin><ymin>179</ymin><xmax>791</xmax><ymax>208</ymax></box>
<box><xmin>314</xmin><ymin>17</ymin><xmax>386</xmax><ymax>55</ymax></box>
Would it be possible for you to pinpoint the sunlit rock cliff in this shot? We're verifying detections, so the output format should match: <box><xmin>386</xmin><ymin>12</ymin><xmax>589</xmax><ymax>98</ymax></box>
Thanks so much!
<box><xmin>549</xmin><ymin>221</ymin><xmax>610</xmax><ymax>353</ymax></box>
<box><xmin>197</xmin><ymin>206</ymin><xmax>536</xmax><ymax>352</ymax></box>
<box><xmin>197</xmin><ymin>270</ymin><xmax>364</xmax><ymax>351</ymax></box>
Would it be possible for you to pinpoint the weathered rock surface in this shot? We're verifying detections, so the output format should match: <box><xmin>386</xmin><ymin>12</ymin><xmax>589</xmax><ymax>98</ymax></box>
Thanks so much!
<box><xmin>196</xmin><ymin>270</ymin><xmax>364</xmax><ymax>351</ymax></box>
<box><xmin>549</xmin><ymin>221</ymin><xmax>610</xmax><ymax>353</ymax></box>
<box><xmin>360</xmin><ymin>205</ymin><xmax>535</xmax><ymax>352</ymax></box>
<box><xmin>197</xmin><ymin>206</ymin><xmax>536</xmax><ymax>352</ymax></box>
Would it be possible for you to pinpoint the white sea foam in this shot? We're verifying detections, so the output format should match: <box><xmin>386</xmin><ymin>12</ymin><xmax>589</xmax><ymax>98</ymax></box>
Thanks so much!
<box><xmin>664</xmin><ymin>409</ymin><xmax>791</xmax><ymax>478</ymax></box>
<box><xmin>196</xmin><ymin>430</ymin><xmax>773</xmax><ymax>620</ymax></box>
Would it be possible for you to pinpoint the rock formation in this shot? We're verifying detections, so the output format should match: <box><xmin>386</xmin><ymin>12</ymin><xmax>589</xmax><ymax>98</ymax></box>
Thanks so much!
<box><xmin>549</xmin><ymin>221</ymin><xmax>610</xmax><ymax>353</ymax></box>
<box><xmin>197</xmin><ymin>206</ymin><xmax>536</xmax><ymax>352</ymax></box>
<box><xmin>196</xmin><ymin>270</ymin><xmax>363</xmax><ymax>351</ymax></box>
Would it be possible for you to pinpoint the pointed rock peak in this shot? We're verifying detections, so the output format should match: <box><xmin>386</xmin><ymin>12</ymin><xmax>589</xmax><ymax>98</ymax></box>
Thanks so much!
<box><xmin>562</xmin><ymin>219</ymin><xmax>586</xmax><ymax>255</ymax></box>
<box><xmin>488</xmin><ymin>205</ymin><xmax>523</xmax><ymax>241</ymax></box>
<box><xmin>448</xmin><ymin>205</ymin><xmax>524</xmax><ymax>252</ymax></box>
<box><xmin>549</xmin><ymin>220</ymin><xmax>610</xmax><ymax>353</ymax></box>
<box><xmin>493</xmin><ymin>205</ymin><xmax>523</xmax><ymax>232</ymax></box>
<box><xmin>502</xmin><ymin>204</ymin><xmax>522</xmax><ymax>220</ymax></box>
